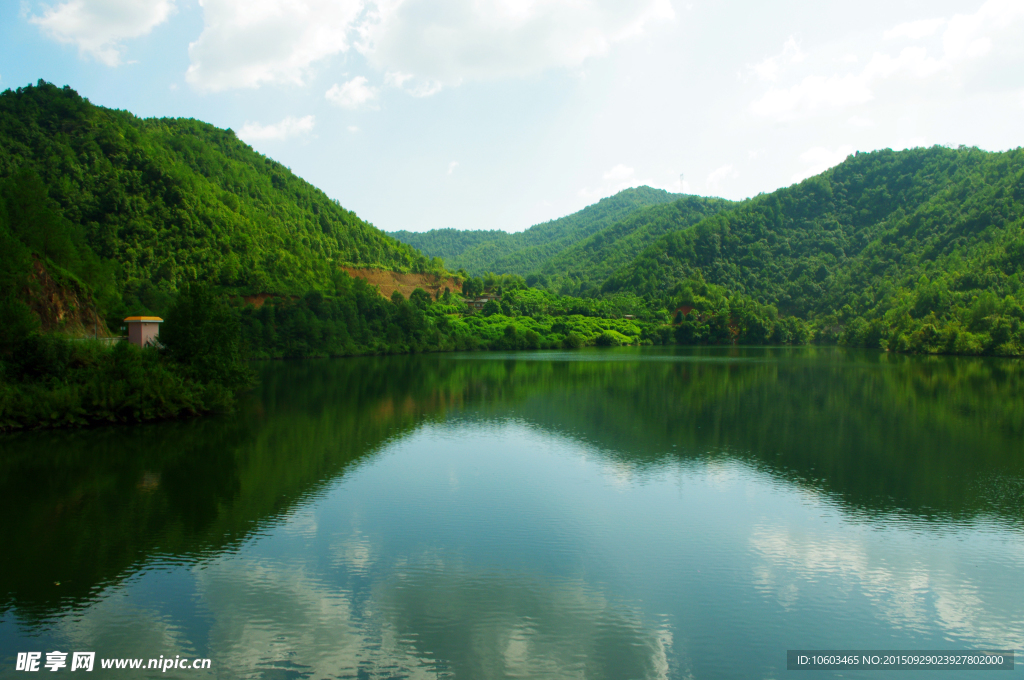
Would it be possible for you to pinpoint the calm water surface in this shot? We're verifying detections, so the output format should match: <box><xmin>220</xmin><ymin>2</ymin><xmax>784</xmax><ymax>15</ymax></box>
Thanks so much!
<box><xmin>1</xmin><ymin>347</ymin><xmax>1023</xmax><ymax>679</ymax></box>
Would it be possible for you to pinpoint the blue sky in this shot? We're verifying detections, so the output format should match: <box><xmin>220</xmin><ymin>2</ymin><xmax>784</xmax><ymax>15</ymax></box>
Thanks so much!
<box><xmin>2</xmin><ymin>0</ymin><xmax>1023</xmax><ymax>233</ymax></box>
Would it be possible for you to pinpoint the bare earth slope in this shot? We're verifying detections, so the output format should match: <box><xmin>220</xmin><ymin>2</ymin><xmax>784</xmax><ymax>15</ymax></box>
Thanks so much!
<box><xmin>342</xmin><ymin>268</ymin><xmax>462</xmax><ymax>300</ymax></box>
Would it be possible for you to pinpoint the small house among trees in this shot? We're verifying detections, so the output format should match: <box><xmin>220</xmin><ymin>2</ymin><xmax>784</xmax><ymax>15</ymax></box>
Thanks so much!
<box><xmin>125</xmin><ymin>316</ymin><xmax>162</xmax><ymax>348</ymax></box>
<box><xmin>469</xmin><ymin>293</ymin><xmax>501</xmax><ymax>312</ymax></box>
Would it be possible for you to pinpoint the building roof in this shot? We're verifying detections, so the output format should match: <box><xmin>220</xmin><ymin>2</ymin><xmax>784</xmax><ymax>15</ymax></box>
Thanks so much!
<box><xmin>124</xmin><ymin>316</ymin><xmax>164</xmax><ymax>323</ymax></box>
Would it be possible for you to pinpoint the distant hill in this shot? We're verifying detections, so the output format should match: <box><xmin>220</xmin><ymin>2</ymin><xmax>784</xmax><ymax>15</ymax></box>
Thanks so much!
<box><xmin>391</xmin><ymin>186</ymin><xmax>684</xmax><ymax>276</ymax></box>
<box><xmin>0</xmin><ymin>80</ymin><xmax>435</xmax><ymax>323</ymax></box>
<box><xmin>602</xmin><ymin>145</ymin><xmax>1024</xmax><ymax>352</ymax></box>
<box><xmin>603</xmin><ymin>147</ymin><xmax>1023</xmax><ymax>308</ymax></box>
<box><xmin>535</xmin><ymin>195</ymin><xmax>734</xmax><ymax>296</ymax></box>
<box><xmin>426</xmin><ymin>144</ymin><xmax>1023</xmax><ymax>354</ymax></box>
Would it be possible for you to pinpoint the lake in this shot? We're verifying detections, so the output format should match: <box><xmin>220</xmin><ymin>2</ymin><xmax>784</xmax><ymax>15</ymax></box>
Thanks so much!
<box><xmin>1</xmin><ymin>347</ymin><xmax>1022</xmax><ymax>679</ymax></box>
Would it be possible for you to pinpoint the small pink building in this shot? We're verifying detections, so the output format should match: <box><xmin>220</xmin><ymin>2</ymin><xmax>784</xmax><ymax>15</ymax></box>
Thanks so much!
<box><xmin>124</xmin><ymin>316</ymin><xmax>163</xmax><ymax>348</ymax></box>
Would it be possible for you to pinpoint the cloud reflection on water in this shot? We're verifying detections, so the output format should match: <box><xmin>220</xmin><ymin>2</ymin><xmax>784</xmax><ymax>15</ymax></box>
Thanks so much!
<box><xmin>749</xmin><ymin>520</ymin><xmax>1024</xmax><ymax>649</ymax></box>
<box><xmin>188</xmin><ymin>548</ymin><xmax>679</xmax><ymax>679</ymax></box>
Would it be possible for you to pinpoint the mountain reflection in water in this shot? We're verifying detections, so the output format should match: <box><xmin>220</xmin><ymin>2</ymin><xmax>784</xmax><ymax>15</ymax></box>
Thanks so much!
<box><xmin>1</xmin><ymin>347</ymin><xmax>1022</xmax><ymax>679</ymax></box>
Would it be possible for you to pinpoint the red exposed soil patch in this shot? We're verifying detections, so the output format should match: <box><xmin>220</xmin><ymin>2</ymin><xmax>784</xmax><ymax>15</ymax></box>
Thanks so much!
<box><xmin>342</xmin><ymin>268</ymin><xmax>462</xmax><ymax>300</ymax></box>
<box><xmin>241</xmin><ymin>293</ymin><xmax>299</xmax><ymax>309</ymax></box>
<box><xmin>236</xmin><ymin>270</ymin><xmax>462</xmax><ymax>307</ymax></box>
<box><xmin>25</xmin><ymin>259</ymin><xmax>110</xmax><ymax>336</ymax></box>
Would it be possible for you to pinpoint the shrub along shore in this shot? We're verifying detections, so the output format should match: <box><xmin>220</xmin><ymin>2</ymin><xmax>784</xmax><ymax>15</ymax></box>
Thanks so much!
<box><xmin>3</xmin><ymin>269</ymin><xmax>1021</xmax><ymax>433</ymax></box>
<box><xmin>0</xmin><ymin>286</ymin><xmax>251</xmax><ymax>432</ymax></box>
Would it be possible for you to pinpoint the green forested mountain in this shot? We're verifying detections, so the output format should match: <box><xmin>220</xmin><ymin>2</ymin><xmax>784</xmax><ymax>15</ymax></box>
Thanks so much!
<box><xmin>0</xmin><ymin>80</ymin><xmax>435</xmax><ymax>320</ymax></box>
<box><xmin>436</xmin><ymin>145</ymin><xmax>1023</xmax><ymax>356</ymax></box>
<box><xmin>391</xmin><ymin>186</ymin><xmax>684</xmax><ymax>276</ymax></box>
<box><xmin>602</xmin><ymin>146</ymin><xmax>1024</xmax><ymax>353</ymax></box>
<box><xmin>393</xmin><ymin>144</ymin><xmax>1023</xmax><ymax>357</ymax></box>
<box><xmin>385</xmin><ymin>227</ymin><xmax>510</xmax><ymax>267</ymax></box>
<box><xmin>535</xmin><ymin>195</ymin><xmax>733</xmax><ymax>296</ymax></box>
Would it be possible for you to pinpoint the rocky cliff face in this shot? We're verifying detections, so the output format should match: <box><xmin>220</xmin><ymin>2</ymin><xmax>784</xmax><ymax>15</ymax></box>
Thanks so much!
<box><xmin>25</xmin><ymin>259</ymin><xmax>109</xmax><ymax>336</ymax></box>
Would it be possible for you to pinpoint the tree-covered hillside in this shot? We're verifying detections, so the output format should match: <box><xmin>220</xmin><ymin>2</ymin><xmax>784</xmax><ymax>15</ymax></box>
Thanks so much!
<box><xmin>603</xmin><ymin>146</ymin><xmax>1024</xmax><ymax>354</ymax></box>
<box><xmin>3</xmin><ymin>77</ymin><xmax>1022</xmax><ymax>389</ymax></box>
<box><xmin>385</xmin><ymin>228</ymin><xmax>510</xmax><ymax>267</ymax></box>
<box><xmin>0</xmin><ymin>80</ymin><xmax>435</xmax><ymax>322</ymax></box>
<box><xmin>391</xmin><ymin>186</ymin><xmax>683</xmax><ymax>276</ymax></box>
<box><xmin>535</xmin><ymin>195</ymin><xmax>733</xmax><ymax>296</ymax></box>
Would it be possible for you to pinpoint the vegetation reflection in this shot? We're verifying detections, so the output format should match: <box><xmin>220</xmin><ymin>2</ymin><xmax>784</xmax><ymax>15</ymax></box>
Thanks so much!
<box><xmin>2</xmin><ymin>349</ymin><xmax>1021</xmax><ymax>623</ymax></box>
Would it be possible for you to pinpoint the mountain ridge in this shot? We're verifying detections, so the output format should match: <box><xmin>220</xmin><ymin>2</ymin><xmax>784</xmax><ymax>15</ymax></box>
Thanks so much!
<box><xmin>390</xmin><ymin>185</ymin><xmax>686</xmax><ymax>276</ymax></box>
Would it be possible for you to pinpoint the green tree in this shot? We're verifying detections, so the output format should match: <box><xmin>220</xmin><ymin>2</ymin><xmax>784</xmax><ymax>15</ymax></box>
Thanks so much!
<box><xmin>409</xmin><ymin>288</ymin><xmax>432</xmax><ymax>310</ymax></box>
<box><xmin>0</xmin><ymin>296</ymin><xmax>39</xmax><ymax>354</ymax></box>
<box><xmin>161</xmin><ymin>285</ymin><xmax>252</xmax><ymax>389</ymax></box>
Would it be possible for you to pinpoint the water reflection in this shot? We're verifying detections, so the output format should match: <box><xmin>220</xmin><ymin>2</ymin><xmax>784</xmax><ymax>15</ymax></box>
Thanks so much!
<box><xmin>749</xmin><ymin>516</ymin><xmax>1024</xmax><ymax>648</ymax></box>
<box><xmin>1</xmin><ymin>348</ymin><xmax>1022</xmax><ymax>678</ymax></box>
<box><xmin>192</xmin><ymin>554</ymin><xmax>675</xmax><ymax>679</ymax></box>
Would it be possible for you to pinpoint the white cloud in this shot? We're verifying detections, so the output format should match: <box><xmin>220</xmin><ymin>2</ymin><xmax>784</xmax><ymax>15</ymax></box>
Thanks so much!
<box><xmin>408</xmin><ymin>80</ymin><xmax>443</xmax><ymax>98</ymax></box>
<box><xmin>447</xmin><ymin>161</ymin><xmax>459</xmax><ymax>175</ymax></box>
<box><xmin>847</xmin><ymin>115</ymin><xmax>874</xmax><ymax>128</ymax></box>
<box><xmin>347</xmin><ymin>125</ymin><xmax>360</xmax><ymax>133</ymax></box>
<box><xmin>384</xmin><ymin>71</ymin><xmax>444</xmax><ymax>97</ymax></box>
<box><xmin>884</xmin><ymin>17</ymin><xmax>946</xmax><ymax>41</ymax></box>
<box><xmin>326</xmin><ymin>76</ymin><xmax>378</xmax><ymax>109</ymax></box>
<box><xmin>790</xmin><ymin>145</ymin><xmax>854</xmax><ymax>183</ymax></box>
<box><xmin>862</xmin><ymin>46</ymin><xmax>944</xmax><ymax>80</ymax></box>
<box><xmin>382</xmin><ymin>70</ymin><xmax>409</xmax><ymax>87</ymax></box>
<box><xmin>29</xmin><ymin>0</ymin><xmax>175</xmax><ymax>66</ymax></box>
<box><xmin>186</xmin><ymin>0</ymin><xmax>365</xmax><ymax>91</ymax></box>
<box><xmin>603</xmin><ymin>164</ymin><xmax>635</xmax><ymax>183</ymax></box>
<box><xmin>383</xmin><ymin>70</ymin><xmax>413</xmax><ymax>88</ymax></box>
<box><xmin>183</xmin><ymin>0</ymin><xmax>673</xmax><ymax>94</ymax></box>
<box><xmin>751</xmin><ymin>73</ymin><xmax>873</xmax><ymax>120</ymax></box>
<box><xmin>578</xmin><ymin>163</ymin><xmax>680</xmax><ymax>201</ymax></box>
<box><xmin>706</xmin><ymin>164</ymin><xmax>738</xmax><ymax>193</ymax></box>
<box><xmin>750</xmin><ymin>0</ymin><xmax>1024</xmax><ymax>121</ymax></box>
<box><xmin>752</xmin><ymin>37</ymin><xmax>804</xmax><ymax>82</ymax></box>
<box><xmin>358</xmin><ymin>0</ymin><xmax>674</xmax><ymax>91</ymax></box>
<box><xmin>940</xmin><ymin>0</ymin><xmax>1024</xmax><ymax>62</ymax></box>
<box><xmin>238</xmin><ymin>115</ymin><xmax>316</xmax><ymax>142</ymax></box>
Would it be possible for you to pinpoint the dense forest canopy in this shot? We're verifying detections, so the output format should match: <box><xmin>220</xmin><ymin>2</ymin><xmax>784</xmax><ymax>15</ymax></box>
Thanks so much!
<box><xmin>398</xmin><ymin>144</ymin><xmax>1024</xmax><ymax>356</ymax></box>
<box><xmin>603</xmin><ymin>147</ymin><xmax>1020</xmax><ymax>307</ymax></box>
<box><xmin>0</xmin><ymin>80</ymin><xmax>437</xmax><ymax>322</ymax></box>
<box><xmin>600</xmin><ymin>146</ymin><xmax>1024</xmax><ymax>354</ymax></box>
<box><xmin>391</xmin><ymin>186</ymin><xmax>687</xmax><ymax>277</ymax></box>
<box><xmin>533</xmin><ymin>195</ymin><xmax>733</xmax><ymax>296</ymax></box>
